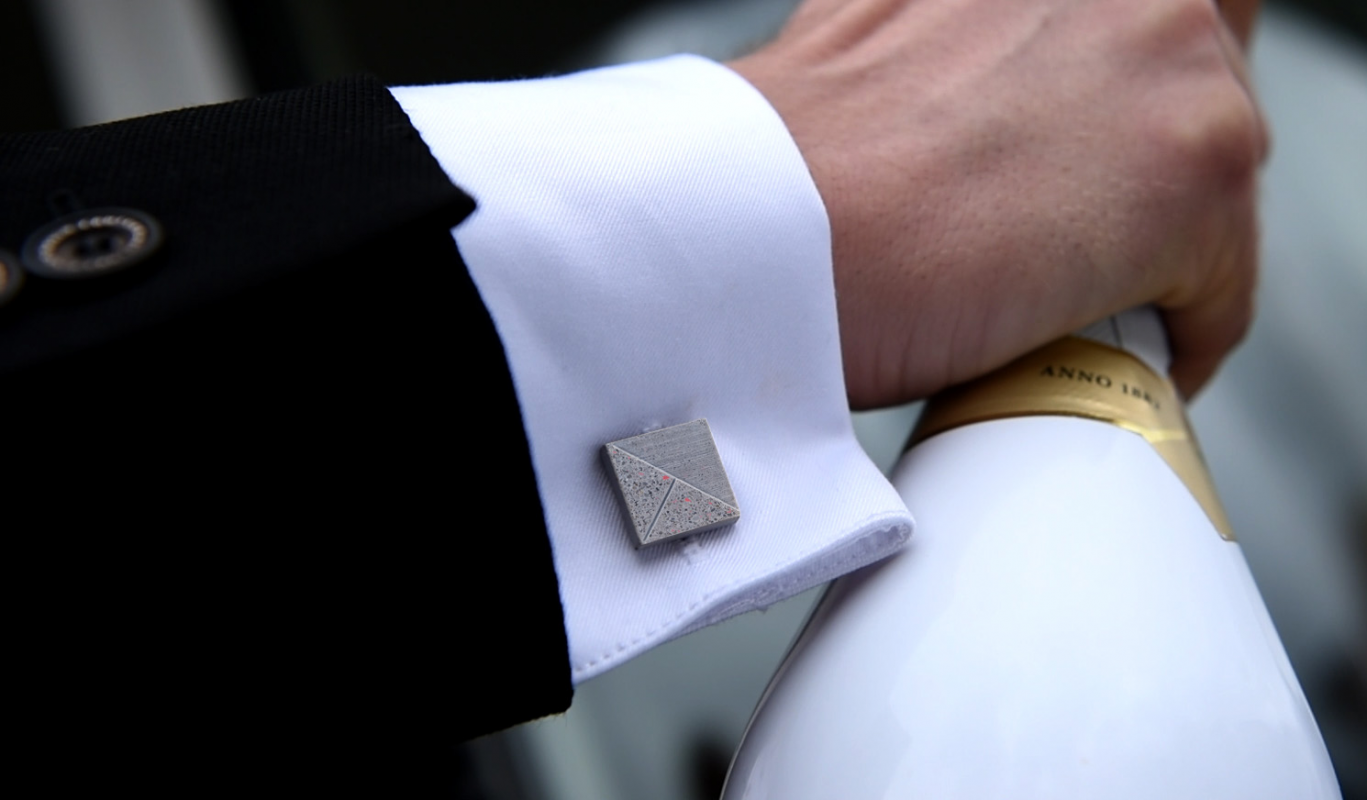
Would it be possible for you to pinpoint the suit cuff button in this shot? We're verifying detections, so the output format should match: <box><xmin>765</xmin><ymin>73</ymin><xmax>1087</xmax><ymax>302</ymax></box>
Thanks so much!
<box><xmin>21</xmin><ymin>207</ymin><xmax>164</xmax><ymax>280</ymax></box>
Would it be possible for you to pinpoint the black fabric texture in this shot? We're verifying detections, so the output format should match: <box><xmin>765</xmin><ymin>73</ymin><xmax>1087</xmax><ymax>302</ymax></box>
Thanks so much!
<box><xmin>1</xmin><ymin>76</ymin><xmax>571</xmax><ymax>791</ymax></box>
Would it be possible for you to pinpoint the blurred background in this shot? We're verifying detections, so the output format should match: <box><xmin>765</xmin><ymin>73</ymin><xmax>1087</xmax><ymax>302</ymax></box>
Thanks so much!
<box><xmin>4</xmin><ymin>0</ymin><xmax>1362</xmax><ymax>797</ymax></box>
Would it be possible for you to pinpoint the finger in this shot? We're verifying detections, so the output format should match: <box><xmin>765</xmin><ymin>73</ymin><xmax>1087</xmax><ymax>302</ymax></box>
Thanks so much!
<box><xmin>1211</xmin><ymin>11</ymin><xmax>1272</xmax><ymax>164</ymax></box>
<box><xmin>1164</xmin><ymin>284</ymin><xmax>1254</xmax><ymax>400</ymax></box>
<box><xmin>1162</xmin><ymin>201</ymin><xmax>1259</xmax><ymax>398</ymax></box>
<box><xmin>1216</xmin><ymin>0</ymin><xmax>1260</xmax><ymax>49</ymax></box>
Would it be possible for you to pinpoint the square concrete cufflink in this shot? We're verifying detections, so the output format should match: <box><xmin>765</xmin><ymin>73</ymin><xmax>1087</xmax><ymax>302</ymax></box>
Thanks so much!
<box><xmin>603</xmin><ymin>419</ymin><xmax>740</xmax><ymax>547</ymax></box>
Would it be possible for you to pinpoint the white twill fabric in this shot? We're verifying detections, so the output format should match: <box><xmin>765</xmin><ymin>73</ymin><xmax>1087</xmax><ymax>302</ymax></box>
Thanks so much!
<box><xmin>392</xmin><ymin>56</ymin><xmax>913</xmax><ymax>683</ymax></box>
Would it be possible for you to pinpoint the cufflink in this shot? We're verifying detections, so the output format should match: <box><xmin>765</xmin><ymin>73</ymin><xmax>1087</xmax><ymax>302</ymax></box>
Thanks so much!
<box><xmin>603</xmin><ymin>419</ymin><xmax>740</xmax><ymax>547</ymax></box>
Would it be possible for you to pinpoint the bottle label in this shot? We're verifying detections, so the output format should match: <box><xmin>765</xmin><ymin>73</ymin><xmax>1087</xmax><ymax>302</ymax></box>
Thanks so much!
<box><xmin>908</xmin><ymin>337</ymin><xmax>1233</xmax><ymax>540</ymax></box>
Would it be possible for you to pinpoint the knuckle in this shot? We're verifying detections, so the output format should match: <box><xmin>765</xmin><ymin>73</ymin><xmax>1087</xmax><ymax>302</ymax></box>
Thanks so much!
<box><xmin>1173</xmin><ymin>0</ymin><xmax>1223</xmax><ymax>36</ymax></box>
<box><xmin>1135</xmin><ymin>0</ymin><xmax>1222</xmax><ymax>46</ymax></box>
<box><xmin>1207</xmin><ymin>94</ymin><xmax>1264</xmax><ymax>183</ymax></box>
<box><xmin>1119</xmin><ymin>0</ymin><xmax>1214</xmax><ymax>58</ymax></box>
<box><xmin>1157</xmin><ymin>81</ymin><xmax>1264</xmax><ymax>187</ymax></box>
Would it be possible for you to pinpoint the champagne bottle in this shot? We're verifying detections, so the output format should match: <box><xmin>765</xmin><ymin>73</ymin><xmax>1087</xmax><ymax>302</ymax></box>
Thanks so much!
<box><xmin>722</xmin><ymin>309</ymin><xmax>1341</xmax><ymax>799</ymax></box>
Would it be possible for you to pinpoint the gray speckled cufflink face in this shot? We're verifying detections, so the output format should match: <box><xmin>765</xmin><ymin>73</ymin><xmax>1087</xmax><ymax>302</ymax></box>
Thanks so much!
<box><xmin>603</xmin><ymin>419</ymin><xmax>740</xmax><ymax>547</ymax></box>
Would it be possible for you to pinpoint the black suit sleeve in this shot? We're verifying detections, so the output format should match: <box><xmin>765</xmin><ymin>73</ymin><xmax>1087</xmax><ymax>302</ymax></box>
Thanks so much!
<box><xmin>2</xmin><ymin>76</ymin><xmax>571</xmax><ymax>790</ymax></box>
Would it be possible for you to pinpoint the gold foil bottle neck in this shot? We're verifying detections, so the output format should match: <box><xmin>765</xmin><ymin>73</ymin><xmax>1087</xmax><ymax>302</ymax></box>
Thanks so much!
<box><xmin>908</xmin><ymin>336</ymin><xmax>1234</xmax><ymax>540</ymax></box>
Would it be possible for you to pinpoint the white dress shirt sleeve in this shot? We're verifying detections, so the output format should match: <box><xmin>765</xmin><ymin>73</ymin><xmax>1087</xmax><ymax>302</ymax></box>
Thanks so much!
<box><xmin>390</xmin><ymin>55</ymin><xmax>913</xmax><ymax>684</ymax></box>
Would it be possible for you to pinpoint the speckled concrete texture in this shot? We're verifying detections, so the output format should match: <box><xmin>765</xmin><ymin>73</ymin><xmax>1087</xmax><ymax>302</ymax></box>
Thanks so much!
<box><xmin>605</xmin><ymin>445</ymin><xmax>673</xmax><ymax>544</ymax></box>
<box><xmin>613</xmin><ymin>419</ymin><xmax>737</xmax><ymax>506</ymax></box>
<box><xmin>605</xmin><ymin>420</ymin><xmax>741</xmax><ymax>546</ymax></box>
<box><xmin>643</xmin><ymin>479</ymin><xmax>740</xmax><ymax>544</ymax></box>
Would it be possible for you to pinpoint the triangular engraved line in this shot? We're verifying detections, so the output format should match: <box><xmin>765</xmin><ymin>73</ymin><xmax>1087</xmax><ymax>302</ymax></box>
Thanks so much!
<box><xmin>643</xmin><ymin>476</ymin><xmax>739</xmax><ymax>544</ymax></box>
<box><xmin>607</xmin><ymin>446</ymin><xmax>673</xmax><ymax>539</ymax></box>
<box><xmin>613</xmin><ymin>421</ymin><xmax>736</xmax><ymax>504</ymax></box>
<box><xmin>669</xmin><ymin>476</ymin><xmax>740</xmax><ymax>516</ymax></box>
<box><xmin>644</xmin><ymin>474</ymin><xmax>678</xmax><ymax>542</ymax></box>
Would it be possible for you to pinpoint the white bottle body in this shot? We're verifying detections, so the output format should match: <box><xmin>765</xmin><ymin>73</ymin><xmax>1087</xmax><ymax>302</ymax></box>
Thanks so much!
<box><xmin>723</xmin><ymin>414</ymin><xmax>1341</xmax><ymax>799</ymax></box>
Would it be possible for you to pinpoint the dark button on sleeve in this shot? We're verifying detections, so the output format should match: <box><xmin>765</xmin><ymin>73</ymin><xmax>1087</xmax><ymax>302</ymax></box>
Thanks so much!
<box><xmin>20</xmin><ymin>207</ymin><xmax>163</xmax><ymax>280</ymax></box>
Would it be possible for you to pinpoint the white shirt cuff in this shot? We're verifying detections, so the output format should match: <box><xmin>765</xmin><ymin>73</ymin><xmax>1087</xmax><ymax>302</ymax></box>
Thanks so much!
<box><xmin>391</xmin><ymin>55</ymin><xmax>912</xmax><ymax>683</ymax></box>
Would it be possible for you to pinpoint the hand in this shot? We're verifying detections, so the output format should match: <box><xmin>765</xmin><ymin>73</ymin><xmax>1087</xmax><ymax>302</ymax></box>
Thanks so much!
<box><xmin>730</xmin><ymin>0</ymin><xmax>1267</xmax><ymax>406</ymax></box>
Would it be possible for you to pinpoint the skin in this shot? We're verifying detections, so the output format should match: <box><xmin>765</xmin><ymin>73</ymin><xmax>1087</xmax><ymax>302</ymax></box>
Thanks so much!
<box><xmin>730</xmin><ymin>0</ymin><xmax>1266</xmax><ymax>407</ymax></box>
